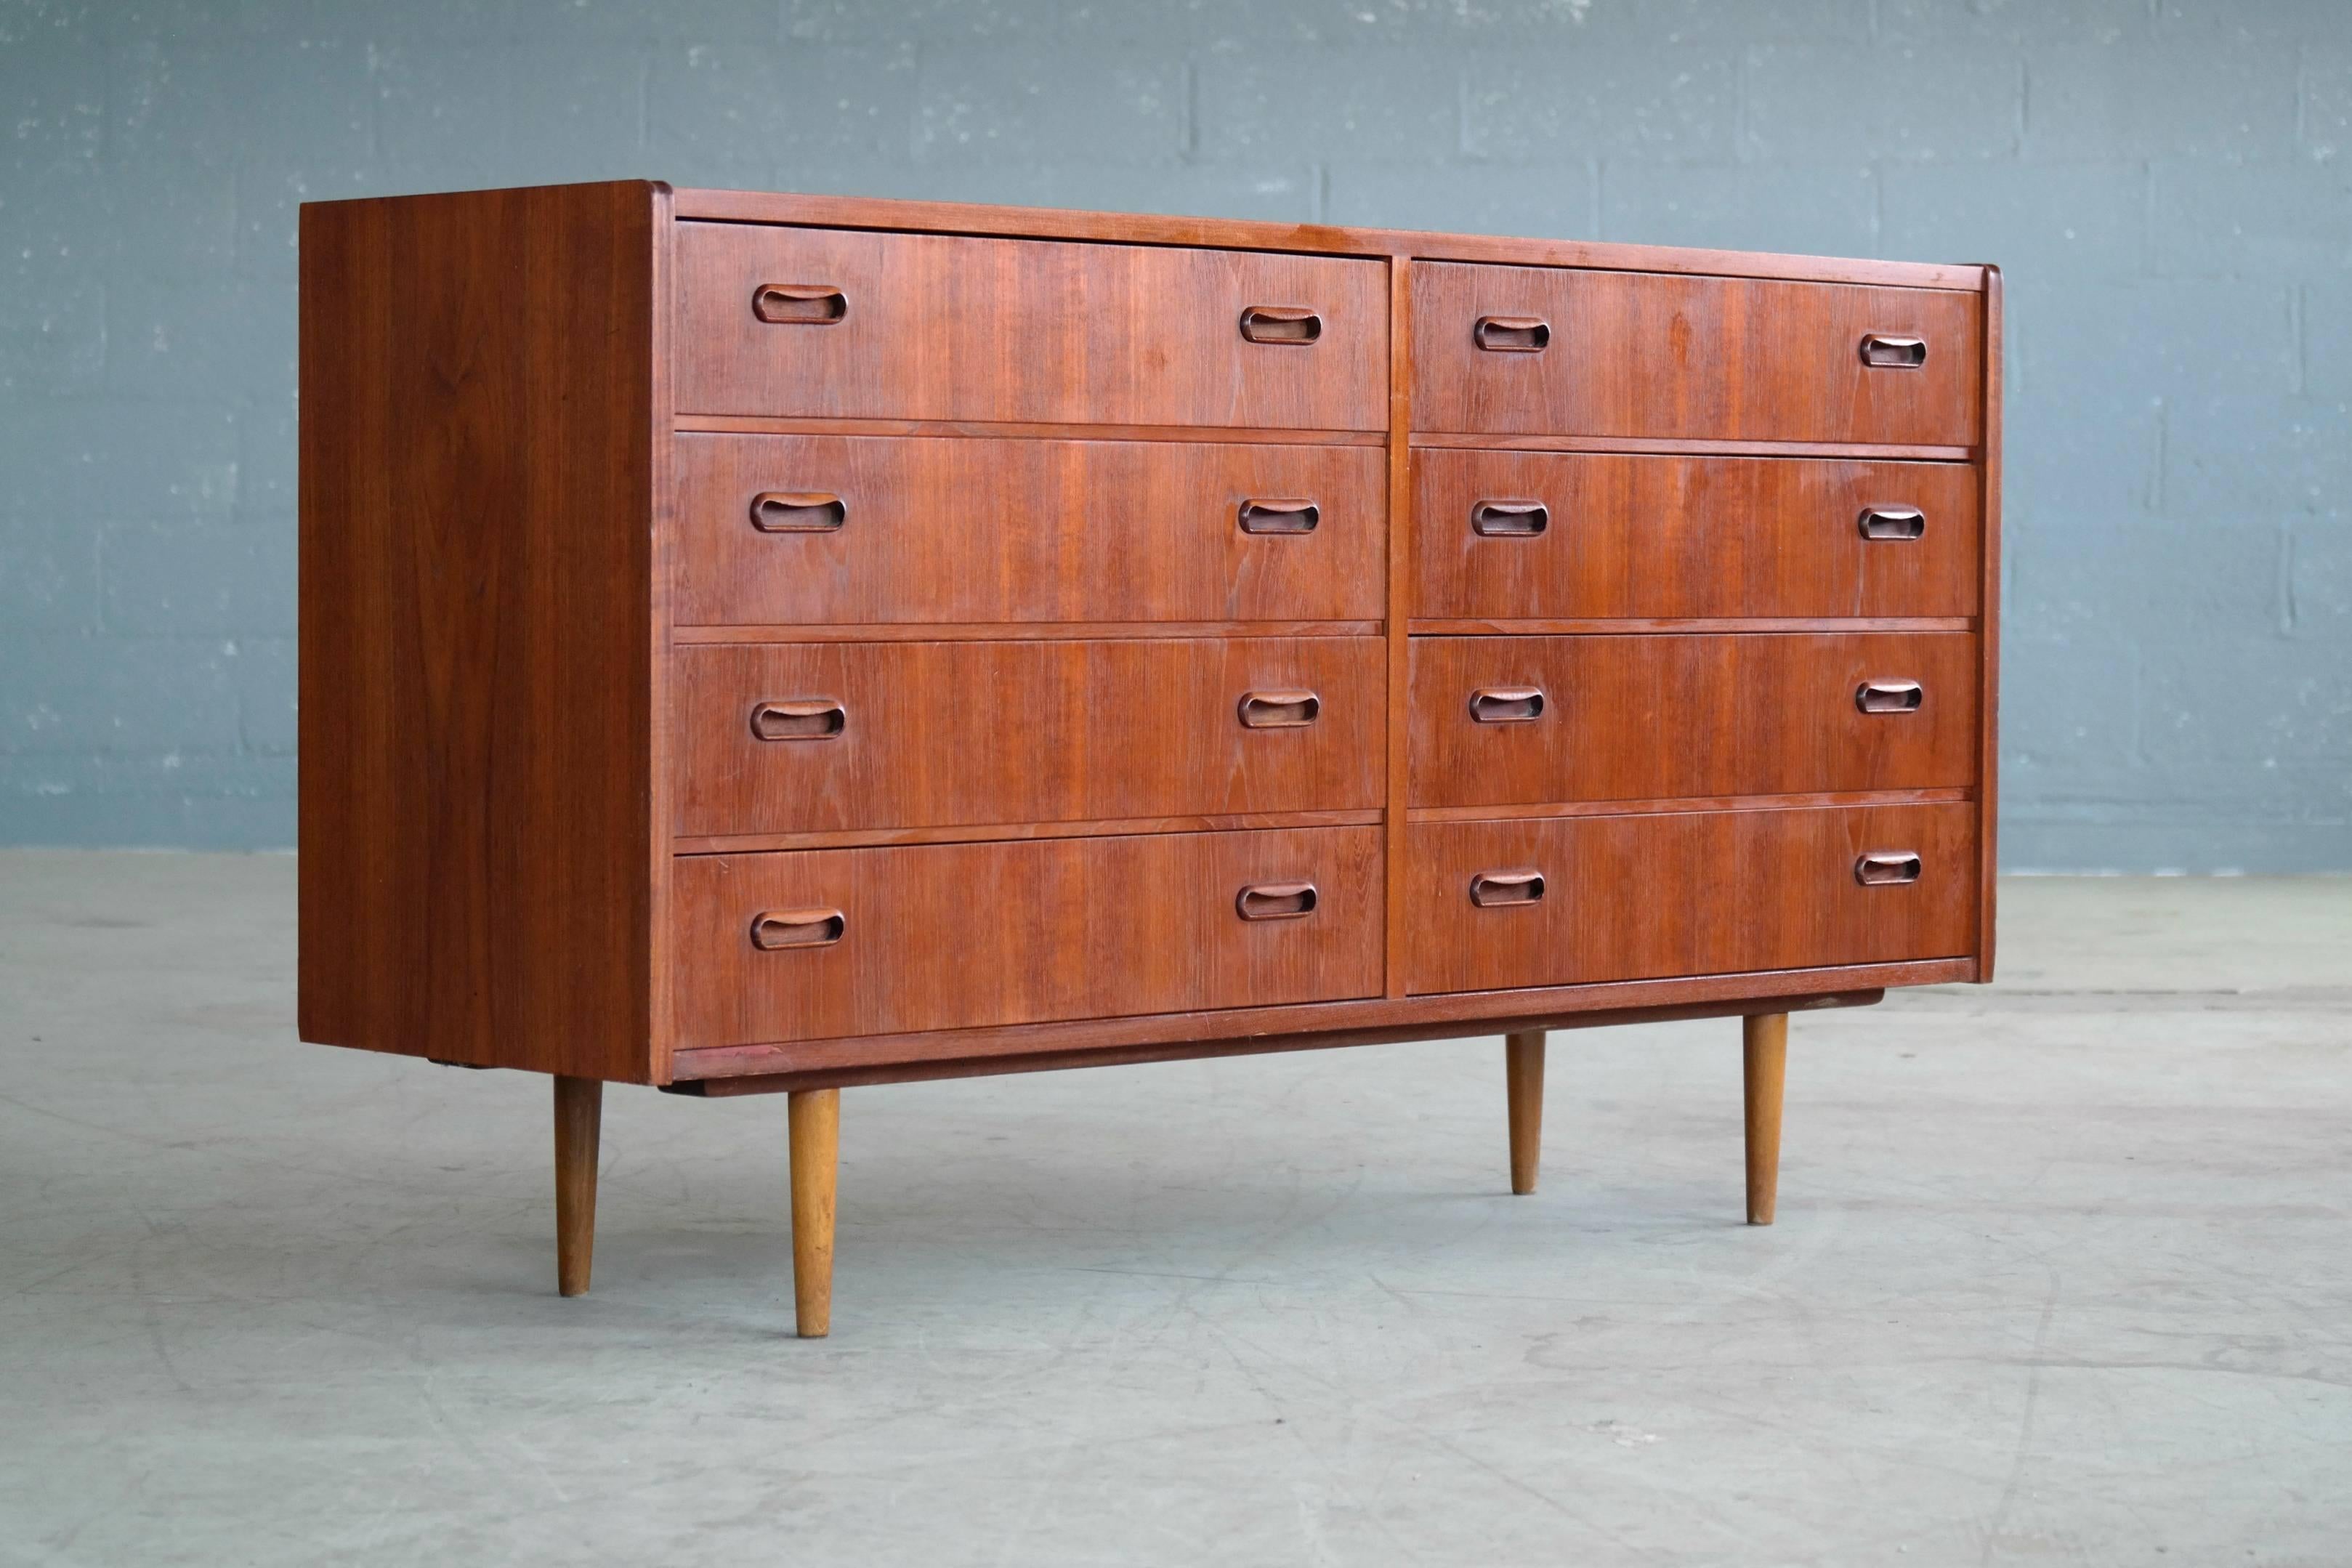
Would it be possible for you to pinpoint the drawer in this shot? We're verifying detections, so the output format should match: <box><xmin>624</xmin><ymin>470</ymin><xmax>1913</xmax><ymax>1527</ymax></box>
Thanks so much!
<box><xmin>1410</xmin><ymin>264</ymin><xmax>1981</xmax><ymax>445</ymax></box>
<box><xmin>674</xmin><ymin>637</ymin><xmax>1386</xmax><ymax>838</ymax></box>
<box><xmin>674</xmin><ymin>434</ymin><xmax>1386</xmax><ymax>627</ymax></box>
<box><xmin>671</xmin><ymin>826</ymin><xmax>1386</xmax><ymax>1046</ymax></box>
<box><xmin>1409</xmin><ymin>633</ymin><xmax>1977</xmax><ymax>808</ymax></box>
<box><xmin>676</xmin><ymin>224</ymin><xmax>1388</xmax><ymax>429</ymax></box>
<box><xmin>1411</xmin><ymin>450</ymin><xmax>1981</xmax><ymax>621</ymax></box>
<box><xmin>1405</xmin><ymin>804</ymin><xmax>1975</xmax><ymax>995</ymax></box>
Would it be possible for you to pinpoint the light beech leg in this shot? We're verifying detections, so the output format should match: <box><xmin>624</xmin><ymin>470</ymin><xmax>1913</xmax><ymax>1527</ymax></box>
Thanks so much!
<box><xmin>1742</xmin><ymin>1014</ymin><xmax>1788</xmax><ymax>1225</ymax></box>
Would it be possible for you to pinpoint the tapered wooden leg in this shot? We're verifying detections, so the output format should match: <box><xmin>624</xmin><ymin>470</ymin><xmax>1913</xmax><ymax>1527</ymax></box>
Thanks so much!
<box><xmin>1505</xmin><ymin>1030</ymin><xmax>1546</xmax><ymax>1195</ymax></box>
<box><xmin>554</xmin><ymin>1075</ymin><xmax>602</xmax><ymax>1297</ymax></box>
<box><xmin>1742</xmin><ymin>1013</ymin><xmax>1787</xmax><ymax>1226</ymax></box>
<box><xmin>788</xmin><ymin>1088</ymin><xmax>840</xmax><ymax>1338</ymax></box>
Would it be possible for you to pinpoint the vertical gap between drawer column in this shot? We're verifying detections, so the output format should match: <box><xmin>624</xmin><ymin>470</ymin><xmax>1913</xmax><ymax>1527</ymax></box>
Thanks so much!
<box><xmin>1384</xmin><ymin>254</ymin><xmax>1413</xmax><ymax>998</ymax></box>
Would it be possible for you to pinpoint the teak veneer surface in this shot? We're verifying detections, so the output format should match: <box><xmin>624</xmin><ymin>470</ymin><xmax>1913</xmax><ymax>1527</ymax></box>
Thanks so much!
<box><xmin>1405</xmin><ymin>803</ymin><xmax>1976</xmax><ymax>996</ymax></box>
<box><xmin>1410</xmin><ymin>450</ymin><xmax>1981</xmax><ymax>621</ymax></box>
<box><xmin>671</xmin><ymin>826</ymin><xmax>1387</xmax><ymax>1048</ymax></box>
<box><xmin>1410</xmin><ymin>263</ymin><xmax>1983</xmax><ymax>445</ymax></box>
<box><xmin>675</xmin><ymin>433</ymin><xmax>1387</xmax><ymax>627</ymax></box>
<box><xmin>296</xmin><ymin>179</ymin><xmax>1997</xmax><ymax>1091</ymax></box>
<box><xmin>1407</xmin><ymin>632</ymin><xmax>1979</xmax><ymax>807</ymax></box>
<box><xmin>676</xmin><ymin>223</ymin><xmax>1389</xmax><ymax>429</ymax></box>
<box><xmin>671</xmin><ymin>637</ymin><xmax>1387</xmax><ymax>837</ymax></box>
<box><xmin>299</xmin><ymin>181</ymin><xmax>661</xmax><ymax>1082</ymax></box>
<box><xmin>670</xmin><ymin>186</ymin><xmax>1986</xmax><ymax>292</ymax></box>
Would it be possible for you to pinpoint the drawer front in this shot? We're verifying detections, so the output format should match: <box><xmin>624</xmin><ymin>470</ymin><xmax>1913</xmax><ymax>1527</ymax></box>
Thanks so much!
<box><xmin>676</xmin><ymin>224</ymin><xmax>1388</xmax><ymax>429</ymax></box>
<box><xmin>1405</xmin><ymin>804</ymin><xmax>1976</xmax><ymax>995</ymax></box>
<box><xmin>672</xmin><ymin>827</ymin><xmax>1386</xmax><ymax>1046</ymax></box>
<box><xmin>675</xmin><ymin>434</ymin><xmax>1386</xmax><ymax>627</ymax></box>
<box><xmin>675</xmin><ymin>637</ymin><xmax>1386</xmax><ymax>838</ymax></box>
<box><xmin>1409</xmin><ymin>633</ymin><xmax>1977</xmax><ymax>808</ymax></box>
<box><xmin>1411</xmin><ymin>450</ymin><xmax>1981</xmax><ymax>621</ymax></box>
<box><xmin>1410</xmin><ymin>263</ymin><xmax>1982</xmax><ymax>445</ymax></box>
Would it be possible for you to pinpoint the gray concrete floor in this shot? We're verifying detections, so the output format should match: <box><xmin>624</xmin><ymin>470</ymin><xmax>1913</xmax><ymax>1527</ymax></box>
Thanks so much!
<box><xmin>2</xmin><ymin>852</ymin><xmax>2348</xmax><ymax>1567</ymax></box>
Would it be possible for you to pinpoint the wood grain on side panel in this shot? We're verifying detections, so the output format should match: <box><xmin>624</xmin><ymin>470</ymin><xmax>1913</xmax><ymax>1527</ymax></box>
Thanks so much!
<box><xmin>1405</xmin><ymin>804</ymin><xmax>1976</xmax><ymax>995</ymax></box>
<box><xmin>298</xmin><ymin>181</ymin><xmax>658</xmax><ymax>1080</ymax></box>
<box><xmin>673</xmin><ymin>434</ymin><xmax>1385</xmax><ymax>626</ymax></box>
<box><xmin>672</xmin><ymin>637</ymin><xmax>1386</xmax><ymax>836</ymax></box>
<box><xmin>1410</xmin><ymin>264</ymin><xmax>1982</xmax><ymax>445</ymax></box>
<box><xmin>671</xmin><ymin>827</ymin><xmax>1387</xmax><ymax>1048</ymax></box>
<box><xmin>676</xmin><ymin>224</ymin><xmax>1389</xmax><ymax>429</ymax></box>
<box><xmin>1408</xmin><ymin>633</ymin><xmax>1979</xmax><ymax>807</ymax></box>
<box><xmin>1410</xmin><ymin>451</ymin><xmax>1981</xmax><ymax>621</ymax></box>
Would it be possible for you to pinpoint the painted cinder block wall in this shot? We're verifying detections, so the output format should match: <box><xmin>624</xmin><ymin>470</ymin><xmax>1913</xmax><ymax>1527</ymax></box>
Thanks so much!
<box><xmin>1</xmin><ymin>0</ymin><xmax>2346</xmax><ymax>868</ymax></box>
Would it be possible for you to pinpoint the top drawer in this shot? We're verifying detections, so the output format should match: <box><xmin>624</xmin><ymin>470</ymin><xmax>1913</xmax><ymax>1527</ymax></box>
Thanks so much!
<box><xmin>676</xmin><ymin>224</ymin><xmax>1389</xmax><ymax>430</ymax></box>
<box><xmin>1410</xmin><ymin>263</ymin><xmax>1982</xmax><ymax>446</ymax></box>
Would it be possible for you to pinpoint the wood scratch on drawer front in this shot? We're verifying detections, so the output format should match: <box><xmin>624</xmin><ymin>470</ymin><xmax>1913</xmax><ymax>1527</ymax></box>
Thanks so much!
<box><xmin>675</xmin><ymin>621</ymin><xmax>1386</xmax><ymax>643</ymax></box>
<box><xmin>676</xmin><ymin>414</ymin><xmax>1392</xmax><ymax>446</ymax></box>
<box><xmin>676</xmin><ymin>809</ymin><xmax>1387</xmax><ymax>855</ymax></box>
<box><xmin>1407</xmin><ymin>788</ymin><xmax>1973</xmax><ymax>823</ymax></box>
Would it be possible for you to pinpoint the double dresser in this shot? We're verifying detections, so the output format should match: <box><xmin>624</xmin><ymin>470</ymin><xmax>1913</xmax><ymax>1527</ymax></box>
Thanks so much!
<box><xmin>299</xmin><ymin>181</ymin><xmax>2000</xmax><ymax>1335</ymax></box>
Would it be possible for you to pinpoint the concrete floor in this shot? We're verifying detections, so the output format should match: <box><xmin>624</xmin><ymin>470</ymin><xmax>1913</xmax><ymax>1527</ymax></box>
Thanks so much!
<box><xmin>1</xmin><ymin>854</ymin><xmax>2348</xmax><ymax>1567</ymax></box>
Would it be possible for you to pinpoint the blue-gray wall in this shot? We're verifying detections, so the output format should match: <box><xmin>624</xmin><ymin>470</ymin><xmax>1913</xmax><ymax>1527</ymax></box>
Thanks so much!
<box><xmin>2</xmin><ymin>0</ymin><xmax>2347</xmax><ymax>868</ymax></box>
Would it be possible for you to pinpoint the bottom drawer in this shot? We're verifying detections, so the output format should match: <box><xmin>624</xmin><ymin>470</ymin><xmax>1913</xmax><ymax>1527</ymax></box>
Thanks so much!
<box><xmin>1405</xmin><ymin>804</ymin><xmax>1974</xmax><ymax>995</ymax></box>
<box><xmin>673</xmin><ymin>826</ymin><xmax>1385</xmax><ymax>1048</ymax></box>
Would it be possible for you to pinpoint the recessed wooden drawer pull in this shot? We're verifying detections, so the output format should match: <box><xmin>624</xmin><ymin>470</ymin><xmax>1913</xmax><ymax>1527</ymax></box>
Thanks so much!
<box><xmin>1237</xmin><ymin>498</ymin><xmax>1320</xmax><ymax>535</ymax></box>
<box><xmin>1236</xmin><ymin>881</ymin><xmax>1319</xmax><ymax>920</ymax></box>
<box><xmin>752</xmin><ymin>283</ymin><xmax>848</xmax><ymax>325</ymax></box>
<box><xmin>1239</xmin><ymin>305</ymin><xmax>1322</xmax><ymax>345</ymax></box>
<box><xmin>1469</xmin><ymin>686</ymin><xmax>1545</xmax><ymax>723</ymax></box>
<box><xmin>750</xmin><ymin>491</ymin><xmax>847</xmax><ymax>533</ymax></box>
<box><xmin>1857</xmin><ymin>505</ymin><xmax>1925</xmax><ymax>541</ymax></box>
<box><xmin>1474</xmin><ymin>315</ymin><xmax>1551</xmax><ymax>352</ymax></box>
<box><xmin>1854</xmin><ymin>680</ymin><xmax>1924</xmax><ymax>714</ymax></box>
<box><xmin>1471</xmin><ymin>499</ymin><xmax>1549</xmax><ymax>537</ymax></box>
<box><xmin>749</xmin><ymin>698</ymin><xmax>846</xmax><ymax>741</ymax></box>
<box><xmin>1859</xmin><ymin>333</ymin><xmax>1927</xmax><ymax>368</ymax></box>
<box><xmin>1469</xmin><ymin>868</ymin><xmax>1546</xmax><ymax>908</ymax></box>
<box><xmin>1854</xmin><ymin>852</ymin><xmax>1923</xmax><ymax>887</ymax></box>
<box><xmin>749</xmin><ymin>907</ymin><xmax>846</xmax><ymax>949</ymax></box>
<box><xmin>1238</xmin><ymin>690</ymin><xmax>1322</xmax><ymax>728</ymax></box>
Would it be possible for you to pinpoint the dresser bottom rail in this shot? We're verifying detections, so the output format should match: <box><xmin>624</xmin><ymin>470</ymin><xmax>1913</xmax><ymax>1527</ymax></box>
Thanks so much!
<box><xmin>666</xmin><ymin>955</ymin><xmax>1971</xmax><ymax>1089</ymax></box>
<box><xmin>661</xmin><ymin>985</ymin><xmax>1887</xmax><ymax>1096</ymax></box>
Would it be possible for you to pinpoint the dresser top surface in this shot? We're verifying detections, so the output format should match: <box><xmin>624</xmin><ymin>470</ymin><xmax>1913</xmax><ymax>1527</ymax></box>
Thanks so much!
<box><xmin>301</xmin><ymin>179</ymin><xmax>1991</xmax><ymax>295</ymax></box>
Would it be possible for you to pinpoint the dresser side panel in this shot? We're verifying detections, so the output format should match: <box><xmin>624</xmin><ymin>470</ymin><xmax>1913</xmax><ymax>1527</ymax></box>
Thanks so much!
<box><xmin>298</xmin><ymin>182</ymin><xmax>660</xmax><ymax>1081</ymax></box>
<box><xmin>1976</xmin><ymin>264</ymin><xmax>2003</xmax><ymax>978</ymax></box>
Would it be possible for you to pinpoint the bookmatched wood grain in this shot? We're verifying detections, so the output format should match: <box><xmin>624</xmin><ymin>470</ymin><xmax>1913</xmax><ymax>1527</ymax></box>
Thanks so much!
<box><xmin>1408</xmin><ymin>632</ymin><xmax>1979</xmax><ymax>807</ymax></box>
<box><xmin>676</xmin><ymin>223</ymin><xmax>1388</xmax><ymax>429</ymax></box>
<box><xmin>673</xmin><ymin>433</ymin><xmax>1386</xmax><ymax>627</ymax></box>
<box><xmin>1410</xmin><ymin>263</ymin><xmax>1982</xmax><ymax>445</ymax></box>
<box><xmin>298</xmin><ymin>180</ymin><xmax>660</xmax><ymax>1082</ymax></box>
<box><xmin>1410</xmin><ymin>450</ymin><xmax>1981</xmax><ymax>621</ymax></box>
<box><xmin>1404</xmin><ymin>802</ymin><xmax>1976</xmax><ymax>995</ymax></box>
<box><xmin>671</xmin><ymin>826</ymin><xmax>1386</xmax><ymax>1048</ymax></box>
<box><xmin>672</xmin><ymin>637</ymin><xmax>1386</xmax><ymax>837</ymax></box>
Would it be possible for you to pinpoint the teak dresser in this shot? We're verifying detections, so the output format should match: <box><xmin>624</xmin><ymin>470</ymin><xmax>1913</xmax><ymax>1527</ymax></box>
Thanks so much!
<box><xmin>299</xmin><ymin>181</ymin><xmax>2000</xmax><ymax>1336</ymax></box>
